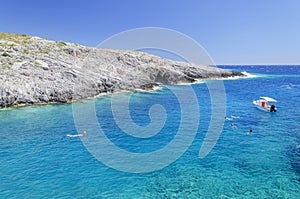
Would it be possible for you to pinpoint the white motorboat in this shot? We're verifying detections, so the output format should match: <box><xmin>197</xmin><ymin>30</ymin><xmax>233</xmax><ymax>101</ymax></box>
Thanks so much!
<box><xmin>253</xmin><ymin>97</ymin><xmax>277</xmax><ymax>112</ymax></box>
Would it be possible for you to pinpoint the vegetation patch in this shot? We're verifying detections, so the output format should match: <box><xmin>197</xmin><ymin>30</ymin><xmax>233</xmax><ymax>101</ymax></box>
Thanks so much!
<box><xmin>34</xmin><ymin>61</ymin><xmax>41</xmax><ymax>66</ymax></box>
<box><xmin>1</xmin><ymin>63</ymin><xmax>11</xmax><ymax>70</ymax></box>
<box><xmin>0</xmin><ymin>32</ymin><xmax>32</xmax><ymax>44</ymax></box>
<box><xmin>0</xmin><ymin>42</ymin><xmax>16</xmax><ymax>47</ymax></box>
<box><xmin>38</xmin><ymin>49</ymin><xmax>50</xmax><ymax>54</ymax></box>
<box><xmin>23</xmin><ymin>49</ymin><xmax>29</xmax><ymax>54</ymax></box>
<box><xmin>2</xmin><ymin>52</ymin><xmax>10</xmax><ymax>57</ymax></box>
<box><xmin>57</xmin><ymin>41</ymin><xmax>67</xmax><ymax>47</ymax></box>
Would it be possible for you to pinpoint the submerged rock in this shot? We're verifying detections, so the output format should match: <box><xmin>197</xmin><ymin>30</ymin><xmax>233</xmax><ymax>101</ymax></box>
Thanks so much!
<box><xmin>0</xmin><ymin>32</ymin><xmax>244</xmax><ymax>108</ymax></box>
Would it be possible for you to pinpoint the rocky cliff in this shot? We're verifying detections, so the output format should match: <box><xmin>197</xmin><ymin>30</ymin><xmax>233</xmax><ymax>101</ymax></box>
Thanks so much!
<box><xmin>0</xmin><ymin>32</ymin><xmax>243</xmax><ymax>108</ymax></box>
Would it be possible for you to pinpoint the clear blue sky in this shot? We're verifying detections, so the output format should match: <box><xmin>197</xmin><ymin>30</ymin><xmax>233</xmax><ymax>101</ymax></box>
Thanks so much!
<box><xmin>1</xmin><ymin>0</ymin><xmax>300</xmax><ymax>65</ymax></box>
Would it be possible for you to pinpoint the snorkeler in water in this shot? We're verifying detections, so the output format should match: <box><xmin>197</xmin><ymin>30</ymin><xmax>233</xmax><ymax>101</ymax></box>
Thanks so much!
<box><xmin>231</xmin><ymin>123</ymin><xmax>236</xmax><ymax>128</ymax></box>
<box><xmin>225</xmin><ymin>115</ymin><xmax>240</xmax><ymax>120</ymax></box>
<box><xmin>224</xmin><ymin>116</ymin><xmax>233</xmax><ymax>120</ymax></box>
<box><xmin>247</xmin><ymin>129</ymin><xmax>253</xmax><ymax>134</ymax></box>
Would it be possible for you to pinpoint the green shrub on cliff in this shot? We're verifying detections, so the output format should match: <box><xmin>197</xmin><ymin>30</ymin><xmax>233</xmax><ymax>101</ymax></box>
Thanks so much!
<box><xmin>34</xmin><ymin>61</ymin><xmax>41</xmax><ymax>66</ymax></box>
<box><xmin>2</xmin><ymin>52</ymin><xmax>10</xmax><ymax>57</ymax></box>
<box><xmin>57</xmin><ymin>41</ymin><xmax>67</xmax><ymax>47</ymax></box>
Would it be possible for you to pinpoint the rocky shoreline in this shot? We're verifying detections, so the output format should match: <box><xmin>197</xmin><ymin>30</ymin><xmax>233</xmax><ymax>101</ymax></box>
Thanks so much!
<box><xmin>0</xmin><ymin>32</ymin><xmax>244</xmax><ymax>108</ymax></box>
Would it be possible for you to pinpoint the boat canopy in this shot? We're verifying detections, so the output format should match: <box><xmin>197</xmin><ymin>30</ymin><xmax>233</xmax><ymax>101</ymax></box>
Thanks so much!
<box><xmin>260</xmin><ymin>96</ymin><xmax>277</xmax><ymax>102</ymax></box>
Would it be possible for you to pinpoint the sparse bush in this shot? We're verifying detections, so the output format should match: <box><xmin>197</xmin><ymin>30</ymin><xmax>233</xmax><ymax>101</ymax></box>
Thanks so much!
<box><xmin>34</xmin><ymin>61</ymin><xmax>41</xmax><ymax>66</ymax></box>
<box><xmin>1</xmin><ymin>63</ymin><xmax>11</xmax><ymax>70</ymax></box>
<box><xmin>57</xmin><ymin>41</ymin><xmax>67</xmax><ymax>47</ymax></box>
<box><xmin>2</xmin><ymin>52</ymin><xmax>10</xmax><ymax>57</ymax></box>
<box><xmin>0</xmin><ymin>42</ymin><xmax>15</xmax><ymax>47</ymax></box>
<box><xmin>23</xmin><ymin>49</ymin><xmax>29</xmax><ymax>54</ymax></box>
<box><xmin>38</xmin><ymin>49</ymin><xmax>50</xmax><ymax>54</ymax></box>
<box><xmin>0</xmin><ymin>32</ymin><xmax>31</xmax><ymax>44</ymax></box>
<box><xmin>22</xmin><ymin>39</ymin><xmax>31</xmax><ymax>44</ymax></box>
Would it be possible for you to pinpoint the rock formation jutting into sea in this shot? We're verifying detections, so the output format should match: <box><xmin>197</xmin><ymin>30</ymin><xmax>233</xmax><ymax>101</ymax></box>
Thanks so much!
<box><xmin>0</xmin><ymin>32</ymin><xmax>244</xmax><ymax>108</ymax></box>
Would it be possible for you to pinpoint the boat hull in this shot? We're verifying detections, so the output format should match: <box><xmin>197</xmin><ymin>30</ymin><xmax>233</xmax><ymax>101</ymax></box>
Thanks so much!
<box><xmin>253</xmin><ymin>100</ymin><xmax>277</xmax><ymax>112</ymax></box>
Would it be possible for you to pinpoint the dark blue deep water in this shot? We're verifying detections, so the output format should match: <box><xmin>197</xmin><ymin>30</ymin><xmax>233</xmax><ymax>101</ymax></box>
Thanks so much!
<box><xmin>0</xmin><ymin>66</ymin><xmax>299</xmax><ymax>198</ymax></box>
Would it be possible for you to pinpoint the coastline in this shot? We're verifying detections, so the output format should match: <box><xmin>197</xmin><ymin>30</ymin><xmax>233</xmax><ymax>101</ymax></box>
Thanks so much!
<box><xmin>204</xmin><ymin>71</ymin><xmax>258</xmax><ymax>80</ymax></box>
<box><xmin>0</xmin><ymin>32</ymin><xmax>245</xmax><ymax>108</ymax></box>
<box><xmin>0</xmin><ymin>72</ymin><xmax>248</xmax><ymax>109</ymax></box>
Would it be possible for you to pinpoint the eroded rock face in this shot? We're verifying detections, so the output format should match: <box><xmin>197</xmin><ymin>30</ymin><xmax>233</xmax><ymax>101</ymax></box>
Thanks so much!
<box><xmin>0</xmin><ymin>33</ymin><xmax>244</xmax><ymax>107</ymax></box>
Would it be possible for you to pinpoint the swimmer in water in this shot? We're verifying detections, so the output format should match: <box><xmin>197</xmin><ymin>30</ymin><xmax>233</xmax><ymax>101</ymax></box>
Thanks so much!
<box><xmin>231</xmin><ymin>123</ymin><xmax>236</xmax><ymax>128</ymax></box>
<box><xmin>247</xmin><ymin>129</ymin><xmax>253</xmax><ymax>134</ymax></box>
<box><xmin>67</xmin><ymin>131</ymin><xmax>87</xmax><ymax>137</ymax></box>
<box><xmin>224</xmin><ymin>116</ymin><xmax>233</xmax><ymax>120</ymax></box>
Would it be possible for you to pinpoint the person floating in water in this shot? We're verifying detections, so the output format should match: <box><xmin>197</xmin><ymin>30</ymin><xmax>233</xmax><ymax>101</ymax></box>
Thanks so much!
<box><xmin>247</xmin><ymin>129</ymin><xmax>253</xmax><ymax>135</ymax></box>
<box><xmin>224</xmin><ymin>116</ymin><xmax>233</xmax><ymax>120</ymax></box>
<box><xmin>67</xmin><ymin>131</ymin><xmax>87</xmax><ymax>138</ymax></box>
<box><xmin>224</xmin><ymin>115</ymin><xmax>240</xmax><ymax>120</ymax></box>
<box><xmin>231</xmin><ymin>123</ymin><xmax>236</xmax><ymax>128</ymax></box>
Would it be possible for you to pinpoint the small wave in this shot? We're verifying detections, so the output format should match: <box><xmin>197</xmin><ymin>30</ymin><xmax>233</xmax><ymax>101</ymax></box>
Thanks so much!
<box><xmin>203</xmin><ymin>71</ymin><xmax>259</xmax><ymax>81</ymax></box>
<box><xmin>241</xmin><ymin>71</ymin><xmax>258</xmax><ymax>78</ymax></box>
<box><xmin>134</xmin><ymin>85</ymin><xmax>163</xmax><ymax>93</ymax></box>
<box><xmin>279</xmin><ymin>83</ymin><xmax>300</xmax><ymax>90</ymax></box>
<box><xmin>177</xmin><ymin>79</ymin><xmax>205</xmax><ymax>85</ymax></box>
<box><xmin>223</xmin><ymin>71</ymin><xmax>259</xmax><ymax>80</ymax></box>
<box><xmin>96</xmin><ymin>92</ymin><xmax>111</xmax><ymax>97</ymax></box>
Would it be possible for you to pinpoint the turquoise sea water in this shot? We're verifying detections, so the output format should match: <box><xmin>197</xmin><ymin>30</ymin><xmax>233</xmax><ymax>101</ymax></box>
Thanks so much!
<box><xmin>0</xmin><ymin>66</ymin><xmax>299</xmax><ymax>198</ymax></box>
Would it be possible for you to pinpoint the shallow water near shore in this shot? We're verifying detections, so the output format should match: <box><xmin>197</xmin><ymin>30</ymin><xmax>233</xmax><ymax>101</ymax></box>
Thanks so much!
<box><xmin>0</xmin><ymin>66</ymin><xmax>299</xmax><ymax>198</ymax></box>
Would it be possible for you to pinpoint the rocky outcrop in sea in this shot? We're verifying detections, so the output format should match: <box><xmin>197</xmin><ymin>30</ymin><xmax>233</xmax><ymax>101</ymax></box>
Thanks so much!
<box><xmin>0</xmin><ymin>32</ymin><xmax>243</xmax><ymax>108</ymax></box>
